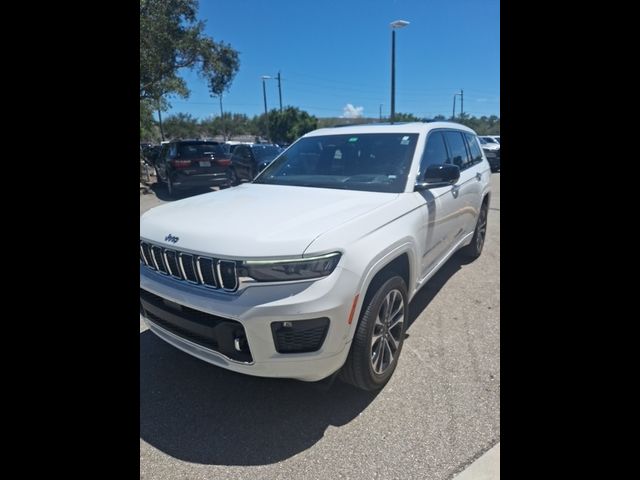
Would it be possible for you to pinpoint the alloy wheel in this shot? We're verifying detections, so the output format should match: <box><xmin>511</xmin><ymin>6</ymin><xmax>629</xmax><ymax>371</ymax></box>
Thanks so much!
<box><xmin>370</xmin><ymin>289</ymin><xmax>404</xmax><ymax>375</ymax></box>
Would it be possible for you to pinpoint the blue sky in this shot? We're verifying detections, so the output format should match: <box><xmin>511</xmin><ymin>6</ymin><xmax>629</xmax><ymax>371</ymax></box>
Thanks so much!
<box><xmin>166</xmin><ymin>0</ymin><xmax>500</xmax><ymax>120</ymax></box>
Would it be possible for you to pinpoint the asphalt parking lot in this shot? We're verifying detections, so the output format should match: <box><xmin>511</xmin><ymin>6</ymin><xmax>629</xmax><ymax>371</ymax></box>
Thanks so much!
<box><xmin>139</xmin><ymin>173</ymin><xmax>500</xmax><ymax>480</ymax></box>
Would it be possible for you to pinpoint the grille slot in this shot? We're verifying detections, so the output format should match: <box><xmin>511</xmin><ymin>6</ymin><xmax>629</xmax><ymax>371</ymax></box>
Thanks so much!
<box><xmin>218</xmin><ymin>260</ymin><xmax>238</xmax><ymax>291</ymax></box>
<box><xmin>197</xmin><ymin>257</ymin><xmax>217</xmax><ymax>287</ymax></box>
<box><xmin>140</xmin><ymin>240</ymin><xmax>239</xmax><ymax>292</ymax></box>
<box><xmin>140</xmin><ymin>242</ymin><xmax>153</xmax><ymax>268</ymax></box>
<box><xmin>151</xmin><ymin>246</ymin><xmax>168</xmax><ymax>274</ymax></box>
<box><xmin>164</xmin><ymin>250</ymin><xmax>181</xmax><ymax>278</ymax></box>
<box><xmin>179</xmin><ymin>253</ymin><xmax>198</xmax><ymax>283</ymax></box>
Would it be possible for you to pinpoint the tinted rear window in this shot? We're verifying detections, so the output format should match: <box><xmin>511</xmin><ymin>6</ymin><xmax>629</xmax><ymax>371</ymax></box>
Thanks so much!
<box><xmin>178</xmin><ymin>143</ymin><xmax>225</xmax><ymax>158</ymax></box>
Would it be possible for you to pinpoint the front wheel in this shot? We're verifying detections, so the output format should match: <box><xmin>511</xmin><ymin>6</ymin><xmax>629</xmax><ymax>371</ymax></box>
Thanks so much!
<box><xmin>340</xmin><ymin>275</ymin><xmax>407</xmax><ymax>391</ymax></box>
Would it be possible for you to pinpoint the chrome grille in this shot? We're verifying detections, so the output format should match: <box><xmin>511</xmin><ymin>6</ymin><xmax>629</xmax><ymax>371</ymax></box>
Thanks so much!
<box><xmin>140</xmin><ymin>240</ymin><xmax>237</xmax><ymax>291</ymax></box>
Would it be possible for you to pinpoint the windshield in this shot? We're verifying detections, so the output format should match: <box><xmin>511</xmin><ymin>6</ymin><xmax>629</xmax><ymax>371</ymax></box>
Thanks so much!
<box><xmin>254</xmin><ymin>133</ymin><xmax>419</xmax><ymax>193</ymax></box>
<box><xmin>481</xmin><ymin>137</ymin><xmax>497</xmax><ymax>144</ymax></box>
<box><xmin>178</xmin><ymin>143</ymin><xmax>226</xmax><ymax>158</ymax></box>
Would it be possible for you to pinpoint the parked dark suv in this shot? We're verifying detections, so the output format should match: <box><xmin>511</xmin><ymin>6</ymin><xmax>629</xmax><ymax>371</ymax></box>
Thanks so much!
<box><xmin>229</xmin><ymin>144</ymin><xmax>283</xmax><ymax>183</ymax></box>
<box><xmin>154</xmin><ymin>141</ymin><xmax>232</xmax><ymax>197</ymax></box>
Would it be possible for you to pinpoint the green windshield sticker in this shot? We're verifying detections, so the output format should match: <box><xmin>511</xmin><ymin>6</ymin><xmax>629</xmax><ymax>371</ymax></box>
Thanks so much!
<box><xmin>348</xmin><ymin>137</ymin><xmax>358</xmax><ymax>142</ymax></box>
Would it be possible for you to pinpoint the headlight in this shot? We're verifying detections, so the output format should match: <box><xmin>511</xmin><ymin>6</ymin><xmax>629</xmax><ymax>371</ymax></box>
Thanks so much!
<box><xmin>237</xmin><ymin>252</ymin><xmax>341</xmax><ymax>282</ymax></box>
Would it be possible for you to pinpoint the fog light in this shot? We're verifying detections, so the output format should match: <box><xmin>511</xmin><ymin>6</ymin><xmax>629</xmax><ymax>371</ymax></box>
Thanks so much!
<box><xmin>234</xmin><ymin>335</ymin><xmax>248</xmax><ymax>352</ymax></box>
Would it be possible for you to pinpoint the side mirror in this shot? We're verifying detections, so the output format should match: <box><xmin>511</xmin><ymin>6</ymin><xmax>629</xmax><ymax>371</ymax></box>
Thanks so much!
<box><xmin>415</xmin><ymin>164</ymin><xmax>460</xmax><ymax>191</ymax></box>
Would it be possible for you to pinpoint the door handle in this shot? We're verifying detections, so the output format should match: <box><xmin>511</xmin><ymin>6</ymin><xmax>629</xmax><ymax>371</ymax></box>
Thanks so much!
<box><xmin>476</xmin><ymin>172</ymin><xmax>482</xmax><ymax>181</ymax></box>
<box><xmin>451</xmin><ymin>185</ymin><xmax>460</xmax><ymax>198</ymax></box>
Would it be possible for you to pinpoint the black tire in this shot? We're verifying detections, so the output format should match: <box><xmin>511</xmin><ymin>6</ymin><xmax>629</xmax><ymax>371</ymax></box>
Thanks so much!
<box><xmin>340</xmin><ymin>275</ymin><xmax>408</xmax><ymax>391</ymax></box>
<box><xmin>228</xmin><ymin>167</ymin><xmax>239</xmax><ymax>186</ymax></box>
<box><xmin>166</xmin><ymin>175</ymin><xmax>176</xmax><ymax>198</ymax></box>
<box><xmin>461</xmin><ymin>201</ymin><xmax>488</xmax><ymax>259</ymax></box>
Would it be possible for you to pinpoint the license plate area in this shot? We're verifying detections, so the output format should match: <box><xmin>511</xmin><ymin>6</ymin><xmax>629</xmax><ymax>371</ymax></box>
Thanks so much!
<box><xmin>199</xmin><ymin>160</ymin><xmax>211</xmax><ymax>167</ymax></box>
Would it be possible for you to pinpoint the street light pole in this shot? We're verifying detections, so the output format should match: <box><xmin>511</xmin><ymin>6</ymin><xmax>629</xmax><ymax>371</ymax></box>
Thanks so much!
<box><xmin>390</xmin><ymin>20</ymin><xmax>409</xmax><ymax>124</ymax></box>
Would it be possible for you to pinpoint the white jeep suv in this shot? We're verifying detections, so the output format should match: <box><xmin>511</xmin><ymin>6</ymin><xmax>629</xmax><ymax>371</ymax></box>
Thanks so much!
<box><xmin>140</xmin><ymin>122</ymin><xmax>491</xmax><ymax>391</ymax></box>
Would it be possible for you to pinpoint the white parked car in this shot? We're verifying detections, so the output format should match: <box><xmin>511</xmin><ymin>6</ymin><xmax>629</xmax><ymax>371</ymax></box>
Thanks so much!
<box><xmin>140</xmin><ymin>122</ymin><xmax>492</xmax><ymax>390</ymax></box>
<box><xmin>478</xmin><ymin>136</ymin><xmax>500</xmax><ymax>172</ymax></box>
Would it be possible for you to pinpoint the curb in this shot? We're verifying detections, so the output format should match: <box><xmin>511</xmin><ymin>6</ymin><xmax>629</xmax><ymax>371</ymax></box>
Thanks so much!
<box><xmin>452</xmin><ymin>443</ymin><xmax>500</xmax><ymax>480</ymax></box>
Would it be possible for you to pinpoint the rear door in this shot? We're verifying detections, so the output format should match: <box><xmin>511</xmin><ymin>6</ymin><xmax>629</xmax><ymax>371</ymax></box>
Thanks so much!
<box><xmin>442</xmin><ymin>130</ymin><xmax>482</xmax><ymax>236</ymax></box>
<box><xmin>462</xmin><ymin>132</ymin><xmax>489</xmax><ymax>231</ymax></box>
<box><xmin>232</xmin><ymin>146</ymin><xmax>253</xmax><ymax>180</ymax></box>
<box><xmin>416</xmin><ymin>130</ymin><xmax>466</xmax><ymax>276</ymax></box>
<box><xmin>156</xmin><ymin>144</ymin><xmax>170</xmax><ymax>180</ymax></box>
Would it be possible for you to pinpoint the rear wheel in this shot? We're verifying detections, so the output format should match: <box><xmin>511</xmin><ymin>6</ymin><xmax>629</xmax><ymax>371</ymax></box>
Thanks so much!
<box><xmin>461</xmin><ymin>202</ymin><xmax>488</xmax><ymax>259</ymax></box>
<box><xmin>166</xmin><ymin>175</ymin><xmax>175</xmax><ymax>198</ymax></box>
<box><xmin>340</xmin><ymin>275</ymin><xmax>407</xmax><ymax>391</ymax></box>
<box><xmin>228</xmin><ymin>167</ymin><xmax>239</xmax><ymax>186</ymax></box>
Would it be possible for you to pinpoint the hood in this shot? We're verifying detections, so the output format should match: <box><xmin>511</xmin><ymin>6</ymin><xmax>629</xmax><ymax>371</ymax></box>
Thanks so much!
<box><xmin>140</xmin><ymin>183</ymin><xmax>398</xmax><ymax>257</ymax></box>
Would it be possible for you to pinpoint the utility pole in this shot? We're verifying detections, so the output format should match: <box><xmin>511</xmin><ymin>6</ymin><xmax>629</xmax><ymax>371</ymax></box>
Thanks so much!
<box><xmin>379</xmin><ymin>104</ymin><xmax>383</xmax><ymax>121</ymax></box>
<box><xmin>277</xmin><ymin>71</ymin><xmax>283</xmax><ymax>112</ymax></box>
<box><xmin>452</xmin><ymin>94</ymin><xmax>456</xmax><ymax>120</ymax></box>
<box><xmin>261</xmin><ymin>76</ymin><xmax>270</xmax><ymax>142</ymax></box>
<box><xmin>460</xmin><ymin>89</ymin><xmax>464</xmax><ymax>118</ymax></box>
<box><xmin>156</xmin><ymin>97</ymin><xmax>165</xmax><ymax>141</ymax></box>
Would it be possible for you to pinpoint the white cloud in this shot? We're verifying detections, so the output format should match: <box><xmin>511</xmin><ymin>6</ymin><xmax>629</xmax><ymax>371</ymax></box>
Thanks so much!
<box><xmin>341</xmin><ymin>103</ymin><xmax>364</xmax><ymax>118</ymax></box>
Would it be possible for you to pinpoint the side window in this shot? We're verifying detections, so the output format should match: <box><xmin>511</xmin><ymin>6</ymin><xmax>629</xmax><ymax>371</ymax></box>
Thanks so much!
<box><xmin>464</xmin><ymin>132</ymin><xmax>483</xmax><ymax>165</ymax></box>
<box><xmin>231</xmin><ymin>146</ymin><xmax>243</xmax><ymax>161</ymax></box>
<box><xmin>158</xmin><ymin>145</ymin><xmax>167</xmax><ymax>162</ymax></box>
<box><xmin>169</xmin><ymin>143</ymin><xmax>178</xmax><ymax>159</ymax></box>
<box><xmin>443</xmin><ymin>131</ymin><xmax>471</xmax><ymax>170</ymax></box>
<box><xmin>418</xmin><ymin>131</ymin><xmax>449</xmax><ymax>178</ymax></box>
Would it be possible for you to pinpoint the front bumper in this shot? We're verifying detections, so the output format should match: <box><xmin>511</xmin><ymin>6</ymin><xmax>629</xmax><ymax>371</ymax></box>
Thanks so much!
<box><xmin>140</xmin><ymin>264</ymin><xmax>360</xmax><ymax>381</ymax></box>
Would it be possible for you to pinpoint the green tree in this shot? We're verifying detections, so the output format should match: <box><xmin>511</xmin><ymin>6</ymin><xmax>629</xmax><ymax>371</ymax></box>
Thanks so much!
<box><xmin>258</xmin><ymin>107</ymin><xmax>318</xmax><ymax>144</ymax></box>
<box><xmin>392</xmin><ymin>112</ymin><xmax>420</xmax><ymax>122</ymax></box>
<box><xmin>140</xmin><ymin>99</ymin><xmax>160</xmax><ymax>142</ymax></box>
<box><xmin>140</xmin><ymin>0</ymin><xmax>240</xmax><ymax>140</ymax></box>
<box><xmin>202</xmin><ymin>43</ymin><xmax>240</xmax><ymax>118</ymax></box>
<box><xmin>203</xmin><ymin>113</ymin><xmax>251</xmax><ymax>140</ymax></box>
<box><xmin>162</xmin><ymin>113</ymin><xmax>200</xmax><ymax>139</ymax></box>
